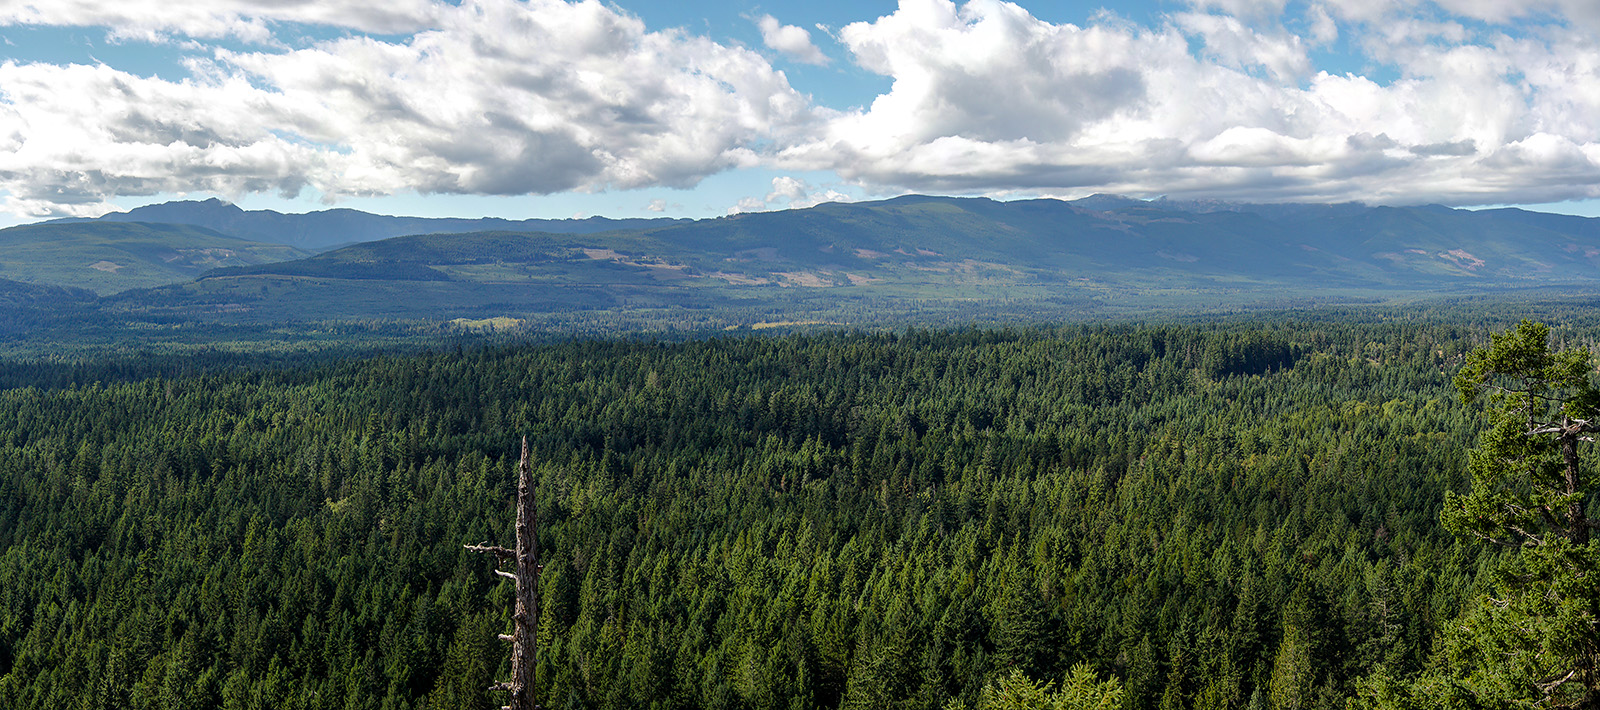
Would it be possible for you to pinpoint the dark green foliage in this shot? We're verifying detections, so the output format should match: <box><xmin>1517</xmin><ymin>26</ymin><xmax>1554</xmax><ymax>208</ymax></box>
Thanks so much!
<box><xmin>0</xmin><ymin>278</ymin><xmax>97</xmax><ymax>307</ymax></box>
<box><xmin>950</xmin><ymin>665</ymin><xmax>1123</xmax><ymax>710</ymax></box>
<box><xmin>0</xmin><ymin>278</ymin><xmax>99</xmax><ymax>341</ymax></box>
<box><xmin>1200</xmin><ymin>331</ymin><xmax>1295</xmax><ymax>378</ymax></box>
<box><xmin>0</xmin><ymin>322</ymin><xmax>1528</xmax><ymax>707</ymax></box>
<box><xmin>1382</xmin><ymin>320</ymin><xmax>1600</xmax><ymax>708</ymax></box>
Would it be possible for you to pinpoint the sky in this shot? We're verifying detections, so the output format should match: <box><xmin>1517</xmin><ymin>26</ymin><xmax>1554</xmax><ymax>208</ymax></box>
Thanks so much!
<box><xmin>2</xmin><ymin>0</ymin><xmax>1600</xmax><ymax>227</ymax></box>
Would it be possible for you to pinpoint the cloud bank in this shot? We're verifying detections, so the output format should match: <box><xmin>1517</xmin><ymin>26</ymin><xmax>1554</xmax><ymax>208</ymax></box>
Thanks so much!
<box><xmin>782</xmin><ymin>0</ymin><xmax>1600</xmax><ymax>206</ymax></box>
<box><xmin>2</xmin><ymin>0</ymin><xmax>1600</xmax><ymax>218</ymax></box>
<box><xmin>0</xmin><ymin>0</ymin><xmax>814</xmax><ymax>217</ymax></box>
<box><xmin>0</xmin><ymin>0</ymin><xmax>446</xmax><ymax>42</ymax></box>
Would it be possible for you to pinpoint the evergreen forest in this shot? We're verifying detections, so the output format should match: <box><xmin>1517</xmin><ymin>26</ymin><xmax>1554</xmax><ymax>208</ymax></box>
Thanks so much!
<box><xmin>1</xmin><ymin>319</ymin><xmax>1596</xmax><ymax>709</ymax></box>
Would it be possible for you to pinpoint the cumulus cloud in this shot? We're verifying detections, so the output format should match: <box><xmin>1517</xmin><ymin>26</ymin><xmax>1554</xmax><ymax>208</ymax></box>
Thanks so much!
<box><xmin>729</xmin><ymin>176</ymin><xmax>854</xmax><ymax>214</ymax></box>
<box><xmin>1305</xmin><ymin>4</ymin><xmax>1338</xmax><ymax>46</ymax></box>
<box><xmin>217</xmin><ymin>0</ymin><xmax>815</xmax><ymax>198</ymax></box>
<box><xmin>1319</xmin><ymin>0</ymin><xmax>1600</xmax><ymax>32</ymax></box>
<box><xmin>727</xmin><ymin>196</ymin><xmax>768</xmax><ymax>215</ymax></box>
<box><xmin>5</xmin><ymin>0</ymin><xmax>1600</xmax><ymax>218</ymax></box>
<box><xmin>766</xmin><ymin>176</ymin><xmax>853</xmax><ymax>208</ymax></box>
<box><xmin>0</xmin><ymin>62</ymin><xmax>325</xmax><ymax>217</ymax></box>
<box><xmin>1172</xmin><ymin>12</ymin><xmax>1310</xmax><ymax>81</ymax></box>
<box><xmin>0</xmin><ymin>0</ymin><xmax>817</xmax><ymax>216</ymax></box>
<box><xmin>1314</xmin><ymin>0</ymin><xmax>1399</xmax><ymax>24</ymax></box>
<box><xmin>0</xmin><ymin>0</ymin><xmax>447</xmax><ymax>43</ymax></box>
<box><xmin>757</xmin><ymin>15</ymin><xmax>830</xmax><ymax>65</ymax></box>
<box><xmin>1186</xmin><ymin>0</ymin><xmax>1291</xmax><ymax>20</ymax></box>
<box><xmin>770</xmin><ymin>0</ymin><xmax>1600</xmax><ymax>206</ymax></box>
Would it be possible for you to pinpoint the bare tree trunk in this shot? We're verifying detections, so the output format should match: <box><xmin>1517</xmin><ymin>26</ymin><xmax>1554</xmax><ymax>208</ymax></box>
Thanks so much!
<box><xmin>467</xmin><ymin>437</ymin><xmax>540</xmax><ymax>710</ymax></box>
<box><xmin>510</xmin><ymin>437</ymin><xmax>539</xmax><ymax>710</ymax></box>
<box><xmin>1562</xmin><ymin>425</ymin><xmax>1588</xmax><ymax>546</ymax></box>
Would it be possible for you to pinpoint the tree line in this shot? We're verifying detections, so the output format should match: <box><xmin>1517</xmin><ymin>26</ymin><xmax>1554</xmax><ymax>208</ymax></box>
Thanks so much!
<box><xmin>0</xmin><ymin>320</ymin><xmax>1591</xmax><ymax>708</ymax></box>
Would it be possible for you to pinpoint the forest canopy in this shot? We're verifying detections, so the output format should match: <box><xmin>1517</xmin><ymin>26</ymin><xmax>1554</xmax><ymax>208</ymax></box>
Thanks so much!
<box><xmin>0</xmin><ymin>319</ymin><xmax>1593</xmax><ymax>708</ymax></box>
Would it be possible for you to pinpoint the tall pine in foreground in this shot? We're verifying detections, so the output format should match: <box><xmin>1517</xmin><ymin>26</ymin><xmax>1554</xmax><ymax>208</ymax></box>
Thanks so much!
<box><xmin>1373</xmin><ymin>320</ymin><xmax>1600</xmax><ymax>707</ymax></box>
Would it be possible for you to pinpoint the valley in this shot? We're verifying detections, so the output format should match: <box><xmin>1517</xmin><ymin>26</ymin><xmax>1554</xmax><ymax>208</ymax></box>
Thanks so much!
<box><xmin>2</xmin><ymin>196</ymin><xmax>1597</xmax><ymax>355</ymax></box>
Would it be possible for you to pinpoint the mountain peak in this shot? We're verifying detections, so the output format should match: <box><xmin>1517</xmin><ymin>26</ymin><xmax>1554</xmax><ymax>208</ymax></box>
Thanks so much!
<box><xmin>121</xmin><ymin>198</ymin><xmax>246</xmax><ymax>221</ymax></box>
<box><xmin>1068</xmin><ymin>194</ymin><xmax>1148</xmax><ymax>211</ymax></box>
<box><xmin>84</xmin><ymin>198</ymin><xmax>686</xmax><ymax>251</ymax></box>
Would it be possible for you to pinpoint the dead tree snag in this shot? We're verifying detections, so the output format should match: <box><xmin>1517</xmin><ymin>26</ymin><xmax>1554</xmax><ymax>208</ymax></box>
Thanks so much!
<box><xmin>466</xmin><ymin>437</ymin><xmax>541</xmax><ymax>710</ymax></box>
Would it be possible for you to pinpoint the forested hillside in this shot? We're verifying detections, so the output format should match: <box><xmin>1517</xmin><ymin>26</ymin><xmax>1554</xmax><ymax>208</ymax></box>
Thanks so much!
<box><xmin>71</xmin><ymin>198</ymin><xmax>687</xmax><ymax>251</ymax></box>
<box><xmin>0</xmin><ymin>322</ymin><xmax>1577</xmax><ymax>708</ymax></box>
<box><xmin>79</xmin><ymin>195</ymin><xmax>1600</xmax><ymax>328</ymax></box>
<box><xmin>0</xmin><ymin>222</ymin><xmax>310</xmax><ymax>295</ymax></box>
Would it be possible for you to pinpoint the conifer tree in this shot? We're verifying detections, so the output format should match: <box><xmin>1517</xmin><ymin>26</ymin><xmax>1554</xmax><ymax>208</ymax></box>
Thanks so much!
<box><xmin>1443</xmin><ymin>319</ymin><xmax>1600</xmax><ymax>706</ymax></box>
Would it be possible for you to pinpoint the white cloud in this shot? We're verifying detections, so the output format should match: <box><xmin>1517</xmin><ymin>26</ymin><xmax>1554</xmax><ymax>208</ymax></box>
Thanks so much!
<box><xmin>1553</xmin><ymin>0</ymin><xmax>1600</xmax><ymax>31</ymax></box>
<box><xmin>727</xmin><ymin>196</ymin><xmax>768</xmax><ymax>214</ymax></box>
<box><xmin>729</xmin><ymin>176</ymin><xmax>854</xmax><ymax>214</ymax></box>
<box><xmin>766</xmin><ymin>176</ymin><xmax>853</xmax><ymax>208</ymax></box>
<box><xmin>769</xmin><ymin>0</ymin><xmax>1600</xmax><ymax>206</ymax></box>
<box><xmin>826</xmin><ymin>1</ymin><xmax>1152</xmax><ymax>147</ymax></box>
<box><xmin>5</xmin><ymin>0</ymin><xmax>1600</xmax><ymax>218</ymax></box>
<box><xmin>1305</xmin><ymin>4</ymin><xmax>1338</xmax><ymax>46</ymax></box>
<box><xmin>0</xmin><ymin>61</ymin><xmax>326</xmax><ymax>217</ymax></box>
<box><xmin>757</xmin><ymin>15</ymin><xmax>830</xmax><ymax>65</ymax></box>
<box><xmin>1172</xmin><ymin>12</ymin><xmax>1310</xmax><ymax>81</ymax></box>
<box><xmin>1316</xmin><ymin>0</ymin><xmax>1400</xmax><ymax>24</ymax></box>
<box><xmin>221</xmin><ymin>0</ymin><xmax>818</xmax><ymax>198</ymax></box>
<box><xmin>1186</xmin><ymin>0</ymin><xmax>1291</xmax><ymax>20</ymax></box>
<box><xmin>646</xmin><ymin>198</ymin><xmax>668</xmax><ymax>212</ymax></box>
<box><xmin>0</xmin><ymin>0</ymin><xmax>447</xmax><ymax>43</ymax></box>
<box><xmin>1319</xmin><ymin>0</ymin><xmax>1600</xmax><ymax>32</ymax></box>
<box><xmin>0</xmin><ymin>0</ymin><xmax>818</xmax><ymax>216</ymax></box>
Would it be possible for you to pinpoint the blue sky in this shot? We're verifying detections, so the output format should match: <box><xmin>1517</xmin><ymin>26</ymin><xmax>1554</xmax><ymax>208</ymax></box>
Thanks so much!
<box><xmin>2</xmin><ymin>0</ymin><xmax>1600</xmax><ymax>226</ymax></box>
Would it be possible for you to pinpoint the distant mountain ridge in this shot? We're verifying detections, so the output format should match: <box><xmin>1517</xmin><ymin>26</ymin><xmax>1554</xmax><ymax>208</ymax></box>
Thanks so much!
<box><xmin>53</xmin><ymin>198</ymin><xmax>689</xmax><ymax>251</ymax></box>
<box><xmin>8</xmin><ymin>194</ymin><xmax>1599</xmax><ymax>328</ymax></box>
<box><xmin>0</xmin><ymin>221</ymin><xmax>311</xmax><ymax>295</ymax></box>
<box><xmin>0</xmin><ymin>277</ymin><xmax>96</xmax><ymax>306</ymax></box>
<box><xmin>101</xmin><ymin>193</ymin><xmax>1600</xmax><ymax>326</ymax></box>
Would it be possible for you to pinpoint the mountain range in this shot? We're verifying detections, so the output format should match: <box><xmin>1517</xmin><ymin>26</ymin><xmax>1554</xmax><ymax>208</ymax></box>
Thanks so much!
<box><xmin>0</xmin><ymin>221</ymin><xmax>310</xmax><ymax>295</ymax></box>
<box><xmin>50</xmin><ymin>197</ymin><xmax>686</xmax><ymax>251</ymax></box>
<box><xmin>9</xmin><ymin>195</ymin><xmax>1600</xmax><ymax>333</ymax></box>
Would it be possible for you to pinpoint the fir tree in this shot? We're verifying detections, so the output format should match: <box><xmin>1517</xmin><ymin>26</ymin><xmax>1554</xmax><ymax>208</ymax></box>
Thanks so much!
<box><xmin>1442</xmin><ymin>319</ymin><xmax>1600</xmax><ymax>706</ymax></box>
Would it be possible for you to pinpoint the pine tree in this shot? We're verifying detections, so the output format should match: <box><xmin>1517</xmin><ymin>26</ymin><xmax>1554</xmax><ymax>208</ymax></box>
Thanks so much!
<box><xmin>1443</xmin><ymin>319</ymin><xmax>1600</xmax><ymax>706</ymax></box>
<box><xmin>946</xmin><ymin>664</ymin><xmax>1123</xmax><ymax>710</ymax></box>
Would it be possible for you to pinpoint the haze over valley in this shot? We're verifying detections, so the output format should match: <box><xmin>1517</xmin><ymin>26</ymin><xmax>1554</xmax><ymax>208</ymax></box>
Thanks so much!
<box><xmin>5</xmin><ymin>2</ymin><xmax>1600</xmax><ymax>709</ymax></box>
